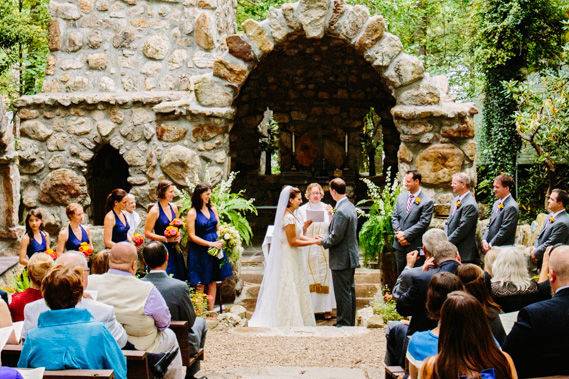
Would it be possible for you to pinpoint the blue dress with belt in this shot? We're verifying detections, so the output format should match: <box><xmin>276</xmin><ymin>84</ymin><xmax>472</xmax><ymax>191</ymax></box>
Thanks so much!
<box><xmin>188</xmin><ymin>207</ymin><xmax>232</xmax><ymax>286</ymax></box>
<box><xmin>65</xmin><ymin>225</ymin><xmax>90</xmax><ymax>251</ymax></box>
<box><xmin>112</xmin><ymin>210</ymin><xmax>129</xmax><ymax>243</ymax></box>
<box><xmin>154</xmin><ymin>202</ymin><xmax>186</xmax><ymax>281</ymax></box>
<box><xmin>27</xmin><ymin>232</ymin><xmax>47</xmax><ymax>258</ymax></box>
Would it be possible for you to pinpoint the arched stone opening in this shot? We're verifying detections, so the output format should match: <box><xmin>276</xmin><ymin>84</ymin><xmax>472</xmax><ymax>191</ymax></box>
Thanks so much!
<box><xmin>87</xmin><ymin>144</ymin><xmax>132</xmax><ymax>225</ymax></box>
<box><xmin>230</xmin><ymin>33</ymin><xmax>399</xmax><ymax>205</ymax></box>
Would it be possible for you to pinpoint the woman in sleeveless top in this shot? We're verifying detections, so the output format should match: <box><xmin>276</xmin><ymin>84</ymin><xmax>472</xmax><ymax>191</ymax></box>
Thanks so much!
<box><xmin>103</xmin><ymin>189</ymin><xmax>131</xmax><ymax>248</ymax></box>
<box><xmin>56</xmin><ymin>203</ymin><xmax>92</xmax><ymax>255</ymax></box>
<box><xmin>186</xmin><ymin>184</ymin><xmax>233</xmax><ymax>310</ymax></box>
<box><xmin>19</xmin><ymin>209</ymin><xmax>51</xmax><ymax>266</ymax></box>
<box><xmin>419</xmin><ymin>291</ymin><xmax>518</xmax><ymax>379</ymax></box>
<box><xmin>144</xmin><ymin>180</ymin><xmax>186</xmax><ymax>280</ymax></box>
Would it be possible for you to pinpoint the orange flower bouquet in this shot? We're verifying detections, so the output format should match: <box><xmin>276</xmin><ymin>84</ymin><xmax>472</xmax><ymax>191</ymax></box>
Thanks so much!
<box><xmin>169</xmin><ymin>218</ymin><xmax>183</xmax><ymax>228</ymax></box>
<box><xmin>45</xmin><ymin>248</ymin><xmax>57</xmax><ymax>260</ymax></box>
<box><xmin>132</xmin><ymin>233</ymin><xmax>145</xmax><ymax>247</ymax></box>
<box><xmin>164</xmin><ymin>225</ymin><xmax>179</xmax><ymax>239</ymax></box>
<box><xmin>79</xmin><ymin>242</ymin><xmax>94</xmax><ymax>257</ymax></box>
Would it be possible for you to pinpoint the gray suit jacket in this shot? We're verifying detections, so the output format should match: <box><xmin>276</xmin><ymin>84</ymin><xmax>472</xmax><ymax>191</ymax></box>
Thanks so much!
<box><xmin>322</xmin><ymin>197</ymin><xmax>360</xmax><ymax>271</ymax></box>
<box><xmin>142</xmin><ymin>271</ymin><xmax>196</xmax><ymax>328</ymax></box>
<box><xmin>483</xmin><ymin>195</ymin><xmax>519</xmax><ymax>247</ymax></box>
<box><xmin>391</xmin><ymin>190</ymin><xmax>434</xmax><ymax>252</ymax></box>
<box><xmin>445</xmin><ymin>192</ymin><xmax>479</xmax><ymax>263</ymax></box>
<box><xmin>533</xmin><ymin>210</ymin><xmax>569</xmax><ymax>260</ymax></box>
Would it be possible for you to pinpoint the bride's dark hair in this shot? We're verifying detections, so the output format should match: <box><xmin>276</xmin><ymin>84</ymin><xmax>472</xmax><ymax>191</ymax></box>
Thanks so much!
<box><xmin>287</xmin><ymin>187</ymin><xmax>301</xmax><ymax>207</ymax></box>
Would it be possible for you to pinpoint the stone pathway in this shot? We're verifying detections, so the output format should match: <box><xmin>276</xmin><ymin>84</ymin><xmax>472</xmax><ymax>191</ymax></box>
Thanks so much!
<box><xmin>198</xmin><ymin>326</ymin><xmax>386</xmax><ymax>379</ymax></box>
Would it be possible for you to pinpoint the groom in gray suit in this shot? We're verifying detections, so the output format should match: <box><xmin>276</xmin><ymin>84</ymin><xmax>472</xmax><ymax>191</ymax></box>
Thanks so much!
<box><xmin>445</xmin><ymin>172</ymin><xmax>479</xmax><ymax>264</ymax></box>
<box><xmin>321</xmin><ymin>178</ymin><xmax>360</xmax><ymax>326</ymax></box>
<box><xmin>391</xmin><ymin>170</ymin><xmax>434</xmax><ymax>274</ymax></box>
<box><xmin>482</xmin><ymin>174</ymin><xmax>519</xmax><ymax>253</ymax></box>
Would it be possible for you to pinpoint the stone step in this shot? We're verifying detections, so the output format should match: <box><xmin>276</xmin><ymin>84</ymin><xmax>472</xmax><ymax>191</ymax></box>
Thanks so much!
<box><xmin>239</xmin><ymin>281</ymin><xmax>379</xmax><ymax>299</ymax></box>
<box><xmin>240</xmin><ymin>268</ymin><xmax>381</xmax><ymax>286</ymax></box>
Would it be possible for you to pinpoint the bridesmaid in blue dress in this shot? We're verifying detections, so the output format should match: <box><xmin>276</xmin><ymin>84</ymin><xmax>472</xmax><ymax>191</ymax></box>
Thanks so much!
<box><xmin>186</xmin><ymin>184</ymin><xmax>233</xmax><ymax>310</ymax></box>
<box><xmin>103</xmin><ymin>189</ymin><xmax>131</xmax><ymax>248</ymax></box>
<box><xmin>144</xmin><ymin>180</ymin><xmax>186</xmax><ymax>280</ymax></box>
<box><xmin>56</xmin><ymin>203</ymin><xmax>92</xmax><ymax>255</ymax></box>
<box><xmin>19</xmin><ymin>209</ymin><xmax>51</xmax><ymax>266</ymax></box>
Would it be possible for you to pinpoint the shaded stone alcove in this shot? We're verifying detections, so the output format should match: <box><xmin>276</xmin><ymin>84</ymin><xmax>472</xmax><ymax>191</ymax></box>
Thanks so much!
<box><xmin>230</xmin><ymin>33</ymin><xmax>399</xmax><ymax>206</ymax></box>
<box><xmin>87</xmin><ymin>144</ymin><xmax>132</xmax><ymax>225</ymax></box>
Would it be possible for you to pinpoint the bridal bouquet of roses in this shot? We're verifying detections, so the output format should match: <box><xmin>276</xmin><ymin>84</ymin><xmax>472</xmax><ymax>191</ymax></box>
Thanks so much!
<box><xmin>207</xmin><ymin>223</ymin><xmax>243</xmax><ymax>265</ymax></box>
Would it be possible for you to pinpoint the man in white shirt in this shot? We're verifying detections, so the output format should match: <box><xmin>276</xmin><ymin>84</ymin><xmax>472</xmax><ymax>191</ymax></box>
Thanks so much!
<box><xmin>22</xmin><ymin>251</ymin><xmax>128</xmax><ymax>347</ymax></box>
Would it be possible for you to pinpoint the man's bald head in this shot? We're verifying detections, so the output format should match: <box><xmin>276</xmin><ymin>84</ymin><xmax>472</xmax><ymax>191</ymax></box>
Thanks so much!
<box><xmin>56</xmin><ymin>251</ymin><xmax>88</xmax><ymax>269</ymax></box>
<box><xmin>549</xmin><ymin>245</ymin><xmax>569</xmax><ymax>291</ymax></box>
<box><xmin>110</xmin><ymin>242</ymin><xmax>138</xmax><ymax>273</ymax></box>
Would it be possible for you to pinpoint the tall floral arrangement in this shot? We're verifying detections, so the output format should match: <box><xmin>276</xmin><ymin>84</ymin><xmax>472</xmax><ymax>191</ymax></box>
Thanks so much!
<box><xmin>357</xmin><ymin>169</ymin><xmax>400</xmax><ymax>266</ymax></box>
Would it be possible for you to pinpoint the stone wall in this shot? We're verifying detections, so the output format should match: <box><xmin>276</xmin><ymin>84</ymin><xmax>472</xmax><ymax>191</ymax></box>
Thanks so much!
<box><xmin>44</xmin><ymin>0</ymin><xmax>236</xmax><ymax>93</ymax></box>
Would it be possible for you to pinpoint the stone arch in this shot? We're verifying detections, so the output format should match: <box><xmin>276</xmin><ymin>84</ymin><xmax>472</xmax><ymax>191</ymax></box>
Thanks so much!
<box><xmin>87</xmin><ymin>144</ymin><xmax>132</xmax><ymax>225</ymax></box>
<box><xmin>203</xmin><ymin>0</ymin><xmax>478</xmax><ymax>210</ymax></box>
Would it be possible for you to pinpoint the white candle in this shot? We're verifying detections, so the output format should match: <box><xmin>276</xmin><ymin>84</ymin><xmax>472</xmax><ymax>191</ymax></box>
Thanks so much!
<box><xmin>292</xmin><ymin>133</ymin><xmax>295</xmax><ymax>154</ymax></box>
<box><xmin>344</xmin><ymin>132</ymin><xmax>348</xmax><ymax>154</ymax></box>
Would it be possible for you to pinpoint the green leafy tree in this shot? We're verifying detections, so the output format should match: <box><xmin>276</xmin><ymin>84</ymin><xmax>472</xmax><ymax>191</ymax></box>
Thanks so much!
<box><xmin>472</xmin><ymin>0</ymin><xmax>566</xmax><ymax>180</ymax></box>
<box><xmin>0</xmin><ymin>0</ymin><xmax>50</xmax><ymax>105</ymax></box>
<box><xmin>360</xmin><ymin>107</ymin><xmax>383</xmax><ymax>176</ymax></box>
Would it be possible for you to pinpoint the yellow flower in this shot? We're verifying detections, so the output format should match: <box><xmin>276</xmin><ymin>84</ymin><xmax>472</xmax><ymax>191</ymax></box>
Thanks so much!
<box><xmin>498</xmin><ymin>202</ymin><xmax>504</xmax><ymax>210</ymax></box>
<box><xmin>455</xmin><ymin>200</ymin><xmax>462</xmax><ymax>208</ymax></box>
<box><xmin>549</xmin><ymin>216</ymin><xmax>555</xmax><ymax>223</ymax></box>
<box><xmin>415</xmin><ymin>197</ymin><xmax>422</xmax><ymax>205</ymax></box>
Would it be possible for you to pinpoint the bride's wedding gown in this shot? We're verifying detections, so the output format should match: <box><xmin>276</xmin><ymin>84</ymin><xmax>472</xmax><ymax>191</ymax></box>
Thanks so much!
<box><xmin>249</xmin><ymin>192</ymin><xmax>316</xmax><ymax>327</ymax></box>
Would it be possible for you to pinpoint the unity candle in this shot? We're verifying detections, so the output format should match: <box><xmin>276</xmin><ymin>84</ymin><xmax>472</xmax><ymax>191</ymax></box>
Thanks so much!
<box><xmin>344</xmin><ymin>132</ymin><xmax>348</xmax><ymax>154</ymax></box>
<box><xmin>292</xmin><ymin>132</ymin><xmax>296</xmax><ymax>153</ymax></box>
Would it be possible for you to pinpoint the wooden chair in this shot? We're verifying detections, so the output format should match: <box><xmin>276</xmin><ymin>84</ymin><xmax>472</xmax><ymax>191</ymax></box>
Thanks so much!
<box><xmin>169</xmin><ymin>320</ymin><xmax>205</xmax><ymax>372</ymax></box>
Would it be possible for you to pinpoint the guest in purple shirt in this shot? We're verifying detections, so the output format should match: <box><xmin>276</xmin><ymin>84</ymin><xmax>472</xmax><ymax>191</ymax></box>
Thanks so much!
<box><xmin>87</xmin><ymin>242</ymin><xmax>186</xmax><ymax>378</ymax></box>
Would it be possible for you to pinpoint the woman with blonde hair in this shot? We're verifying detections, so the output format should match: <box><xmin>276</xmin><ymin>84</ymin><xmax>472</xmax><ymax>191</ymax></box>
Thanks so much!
<box><xmin>298</xmin><ymin>183</ymin><xmax>336</xmax><ymax>318</ymax></box>
<box><xmin>491</xmin><ymin>246</ymin><xmax>550</xmax><ymax>312</ymax></box>
<box><xmin>9</xmin><ymin>253</ymin><xmax>54</xmax><ymax>321</ymax></box>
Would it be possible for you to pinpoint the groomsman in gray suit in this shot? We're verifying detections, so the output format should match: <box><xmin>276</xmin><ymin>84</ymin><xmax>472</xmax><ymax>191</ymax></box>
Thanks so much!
<box><xmin>445</xmin><ymin>172</ymin><xmax>480</xmax><ymax>264</ymax></box>
<box><xmin>321</xmin><ymin>178</ymin><xmax>360</xmax><ymax>327</ymax></box>
<box><xmin>391</xmin><ymin>170</ymin><xmax>434</xmax><ymax>274</ymax></box>
<box><xmin>531</xmin><ymin>189</ymin><xmax>569</xmax><ymax>265</ymax></box>
<box><xmin>482</xmin><ymin>174</ymin><xmax>519</xmax><ymax>253</ymax></box>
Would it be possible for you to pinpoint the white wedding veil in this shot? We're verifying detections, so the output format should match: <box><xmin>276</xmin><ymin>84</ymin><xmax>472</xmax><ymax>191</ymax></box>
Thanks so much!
<box><xmin>248</xmin><ymin>185</ymin><xmax>292</xmax><ymax>327</ymax></box>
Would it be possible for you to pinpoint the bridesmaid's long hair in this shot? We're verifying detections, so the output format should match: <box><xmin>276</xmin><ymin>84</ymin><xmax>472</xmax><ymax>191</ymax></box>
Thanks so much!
<box><xmin>429</xmin><ymin>291</ymin><xmax>514</xmax><ymax>379</ymax></box>
<box><xmin>25</xmin><ymin>209</ymin><xmax>44</xmax><ymax>239</ymax></box>
<box><xmin>191</xmin><ymin>184</ymin><xmax>212</xmax><ymax>210</ymax></box>
<box><xmin>105</xmin><ymin>188</ymin><xmax>127</xmax><ymax>213</ymax></box>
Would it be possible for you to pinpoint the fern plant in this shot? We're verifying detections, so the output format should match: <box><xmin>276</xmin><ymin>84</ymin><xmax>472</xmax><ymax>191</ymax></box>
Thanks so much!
<box><xmin>178</xmin><ymin>171</ymin><xmax>257</xmax><ymax>246</ymax></box>
<box><xmin>357</xmin><ymin>169</ymin><xmax>400</xmax><ymax>266</ymax></box>
<box><xmin>16</xmin><ymin>269</ymin><xmax>30</xmax><ymax>293</ymax></box>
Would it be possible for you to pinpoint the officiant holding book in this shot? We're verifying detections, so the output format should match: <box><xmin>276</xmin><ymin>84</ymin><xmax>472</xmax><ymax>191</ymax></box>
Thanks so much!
<box><xmin>298</xmin><ymin>183</ymin><xmax>336</xmax><ymax>318</ymax></box>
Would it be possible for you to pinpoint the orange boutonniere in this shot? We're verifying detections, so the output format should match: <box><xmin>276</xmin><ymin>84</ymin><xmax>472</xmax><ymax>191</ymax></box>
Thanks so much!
<box><xmin>78</xmin><ymin>242</ymin><xmax>94</xmax><ymax>257</ymax></box>
<box><xmin>549</xmin><ymin>216</ymin><xmax>555</xmax><ymax>223</ymax></box>
<box><xmin>455</xmin><ymin>200</ymin><xmax>462</xmax><ymax>208</ymax></box>
<box><xmin>498</xmin><ymin>202</ymin><xmax>504</xmax><ymax>210</ymax></box>
<box><xmin>415</xmin><ymin>197</ymin><xmax>422</xmax><ymax>205</ymax></box>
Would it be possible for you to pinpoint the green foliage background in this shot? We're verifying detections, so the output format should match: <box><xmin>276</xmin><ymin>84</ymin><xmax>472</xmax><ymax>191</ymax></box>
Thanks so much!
<box><xmin>0</xmin><ymin>0</ymin><xmax>50</xmax><ymax>106</ymax></box>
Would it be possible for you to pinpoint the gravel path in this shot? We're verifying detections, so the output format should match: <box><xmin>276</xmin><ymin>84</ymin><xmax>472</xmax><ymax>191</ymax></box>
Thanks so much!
<box><xmin>199</xmin><ymin>326</ymin><xmax>386</xmax><ymax>377</ymax></box>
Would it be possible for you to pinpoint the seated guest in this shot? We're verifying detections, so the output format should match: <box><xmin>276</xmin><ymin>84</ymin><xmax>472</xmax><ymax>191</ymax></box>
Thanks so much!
<box><xmin>406</xmin><ymin>272</ymin><xmax>464</xmax><ymax>379</ymax></box>
<box><xmin>18</xmin><ymin>265</ymin><xmax>127</xmax><ymax>379</ymax></box>
<box><xmin>88</xmin><ymin>242</ymin><xmax>185</xmax><ymax>378</ymax></box>
<box><xmin>420</xmin><ymin>291</ymin><xmax>517</xmax><ymax>378</ymax></box>
<box><xmin>22</xmin><ymin>252</ymin><xmax>127</xmax><ymax>347</ymax></box>
<box><xmin>504</xmin><ymin>245</ymin><xmax>569</xmax><ymax>377</ymax></box>
<box><xmin>0</xmin><ymin>298</ymin><xmax>19</xmax><ymax>344</ymax></box>
<box><xmin>91</xmin><ymin>250</ymin><xmax>110</xmax><ymax>275</ymax></box>
<box><xmin>142</xmin><ymin>242</ymin><xmax>207</xmax><ymax>355</ymax></box>
<box><xmin>0</xmin><ymin>368</ymin><xmax>23</xmax><ymax>379</ymax></box>
<box><xmin>55</xmin><ymin>203</ymin><xmax>92</xmax><ymax>256</ymax></box>
<box><xmin>9</xmin><ymin>253</ymin><xmax>53</xmax><ymax>321</ymax></box>
<box><xmin>483</xmin><ymin>246</ymin><xmax>501</xmax><ymax>276</ymax></box>
<box><xmin>491</xmin><ymin>246</ymin><xmax>551</xmax><ymax>312</ymax></box>
<box><xmin>458</xmin><ymin>264</ymin><xmax>506</xmax><ymax>346</ymax></box>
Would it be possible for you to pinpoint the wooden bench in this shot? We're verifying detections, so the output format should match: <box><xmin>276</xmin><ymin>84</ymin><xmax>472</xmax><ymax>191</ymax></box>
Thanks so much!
<box><xmin>2</xmin><ymin>345</ymin><xmax>148</xmax><ymax>379</ymax></box>
<box><xmin>169</xmin><ymin>320</ymin><xmax>205</xmax><ymax>370</ymax></box>
<box><xmin>385</xmin><ymin>365</ymin><xmax>405</xmax><ymax>379</ymax></box>
<box><xmin>43</xmin><ymin>370</ymin><xmax>114</xmax><ymax>378</ymax></box>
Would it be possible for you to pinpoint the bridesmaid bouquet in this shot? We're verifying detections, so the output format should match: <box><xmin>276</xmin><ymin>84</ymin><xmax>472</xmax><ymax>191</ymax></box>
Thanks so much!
<box><xmin>207</xmin><ymin>223</ymin><xmax>243</xmax><ymax>265</ymax></box>
<box><xmin>79</xmin><ymin>242</ymin><xmax>94</xmax><ymax>257</ymax></box>
<box><xmin>132</xmin><ymin>233</ymin><xmax>145</xmax><ymax>247</ymax></box>
<box><xmin>164</xmin><ymin>225</ymin><xmax>180</xmax><ymax>239</ymax></box>
<box><xmin>169</xmin><ymin>218</ymin><xmax>183</xmax><ymax>228</ymax></box>
<box><xmin>45</xmin><ymin>248</ymin><xmax>57</xmax><ymax>260</ymax></box>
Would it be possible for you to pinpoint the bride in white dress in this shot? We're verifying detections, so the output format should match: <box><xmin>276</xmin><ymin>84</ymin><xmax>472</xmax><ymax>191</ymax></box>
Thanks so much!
<box><xmin>249</xmin><ymin>186</ymin><xmax>320</xmax><ymax>327</ymax></box>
